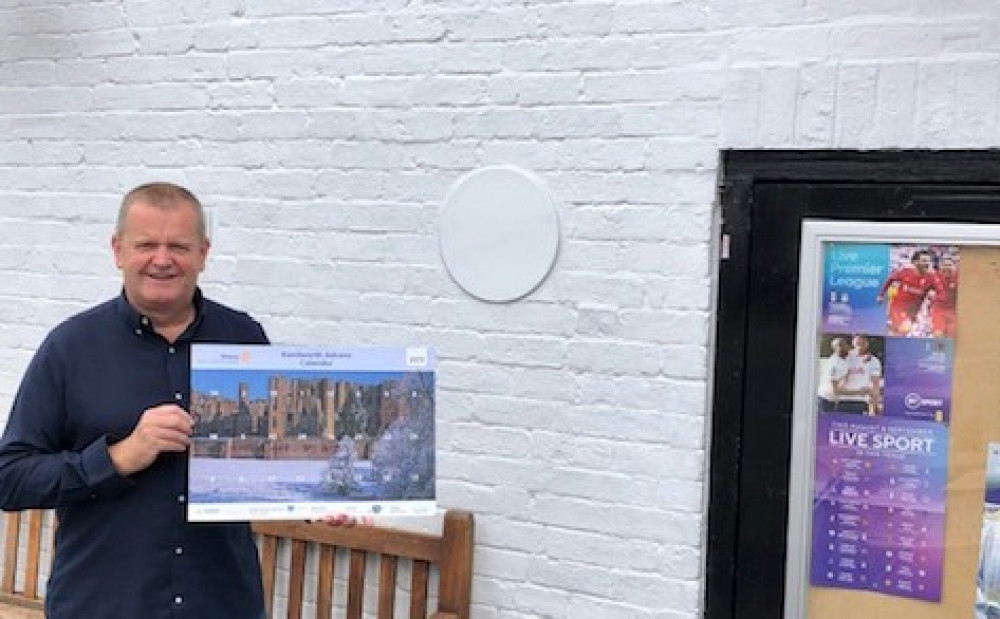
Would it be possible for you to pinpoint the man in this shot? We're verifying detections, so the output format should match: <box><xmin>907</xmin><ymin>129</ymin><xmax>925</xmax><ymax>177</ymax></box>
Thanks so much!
<box><xmin>846</xmin><ymin>334</ymin><xmax>882</xmax><ymax>415</ymax></box>
<box><xmin>877</xmin><ymin>248</ymin><xmax>937</xmax><ymax>336</ymax></box>
<box><xmin>0</xmin><ymin>183</ymin><xmax>269</xmax><ymax>618</ymax></box>
<box><xmin>817</xmin><ymin>336</ymin><xmax>851</xmax><ymax>413</ymax></box>
<box><xmin>930</xmin><ymin>254</ymin><xmax>959</xmax><ymax>339</ymax></box>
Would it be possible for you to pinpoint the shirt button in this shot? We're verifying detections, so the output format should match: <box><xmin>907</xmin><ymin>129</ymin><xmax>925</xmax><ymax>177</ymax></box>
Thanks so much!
<box><xmin>141</xmin><ymin>316</ymin><xmax>150</xmax><ymax>326</ymax></box>
<box><xmin>169</xmin><ymin>347</ymin><xmax>176</xmax><ymax>354</ymax></box>
<box><xmin>175</xmin><ymin>546</ymin><xmax>183</xmax><ymax>555</ymax></box>
<box><xmin>174</xmin><ymin>595</ymin><xmax>183</xmax><ymax>605</ymax></box>
<box><xmin>134</xmin><ymin>328</ymin><xmax>142</xmax><ymax>336</ymax></box>
<box><xmin>177</xmin><ymin>494</ymin><xmax>186</xmax><ymax>503</ymax></box>
<box><xmin>174</xmin><ymin>392</ymin><xmax>183</xmax><ymax>400</ymax></box>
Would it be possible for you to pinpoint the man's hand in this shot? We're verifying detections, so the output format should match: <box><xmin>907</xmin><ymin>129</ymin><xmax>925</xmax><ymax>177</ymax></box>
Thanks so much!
<box><xmin>319</xmin><ymin>513</ymin><xmax>374</xmax><ymax>527</ymax></box>
<box><xmin>109</xmin><ymin>404</ymin><xmax>193</xmax><ymax>476</ymax></box>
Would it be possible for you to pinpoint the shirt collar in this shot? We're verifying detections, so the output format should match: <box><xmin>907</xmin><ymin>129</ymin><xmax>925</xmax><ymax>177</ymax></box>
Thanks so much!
<box><xmin>115</xmin><ymin>288</ymin><xmax>205</xmax><ymax>341</ymax></box>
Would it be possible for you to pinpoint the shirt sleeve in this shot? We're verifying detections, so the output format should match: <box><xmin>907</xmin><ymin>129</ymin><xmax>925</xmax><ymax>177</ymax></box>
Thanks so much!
<box><xmin>0</xmin><ymin>337</ymin><xmax>132</xmax><ymax>510</ymax></box>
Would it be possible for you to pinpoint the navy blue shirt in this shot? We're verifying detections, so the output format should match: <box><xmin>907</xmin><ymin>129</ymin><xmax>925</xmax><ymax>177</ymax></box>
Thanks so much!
<box><xmin>0</xmin><ymin>291</ymin><xmax>268</xmax><ymax>619</ymax></box>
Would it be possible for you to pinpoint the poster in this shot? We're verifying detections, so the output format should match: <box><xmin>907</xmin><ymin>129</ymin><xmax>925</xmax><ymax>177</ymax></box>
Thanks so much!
<box><xmin>809</xmin><ymin>241</ymin><xmax>961</xmax><ymax>602</ymax></box>
<box><xmin>811</xmin><ymin>414</ymin><xmax>948</xmax><ymax>601</ymax></box>
<box><xmin>816</xmin><ymin>333</ymin><xmax>885</xmax><ymax>415</ymax></box>
<box><xmin>882</xmin><ymin>338</ymin><xmax>953</xmax><ymax>423</ymax></box>
<box><xmin>187</xmin><ymin>344</ymin><xmax>436</xmax><ymax>521</ymax></box>
<box><xmin>976</xmin><ymin>444</ymin><xmax>1000</xmax><ymax>619</ymax></box>
<box><xmin>822</xmin><ymin>242</ymin><xmax>891</xmax><ymax>335</ymax></box>
<box><xmin>821</xmin><ymin>242</ymin><xmax>960</xmax><ymax>340</ymax></box>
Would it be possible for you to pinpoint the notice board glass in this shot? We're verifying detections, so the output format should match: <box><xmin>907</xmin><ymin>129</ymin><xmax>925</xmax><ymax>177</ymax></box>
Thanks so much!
<box><xmin>786</xmin><ymin>220</ymin><xmax>1000</xmax><ymax>619</ymax></box>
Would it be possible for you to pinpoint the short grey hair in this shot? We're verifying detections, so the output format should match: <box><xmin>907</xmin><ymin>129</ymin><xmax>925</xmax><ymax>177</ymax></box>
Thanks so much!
<box><xmin>116</xmin><ymin>182</ymin><xmax>207</xmax><ymax>240</ymax></box>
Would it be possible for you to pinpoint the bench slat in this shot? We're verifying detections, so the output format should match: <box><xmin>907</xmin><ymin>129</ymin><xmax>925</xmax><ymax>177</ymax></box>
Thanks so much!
<box><xmin>258</xmin><ymin>534</ymin><xmax>278</xmax><ymax>618</ymax></box>
<box><xmin>286</xmin><ymin>539</ymin><xmax>307</xmax><ymax>619</ymax></box>
<box><xmin>410</xmin><ymin>560</ymin><xmax>430</xmax><ymax>619</ymax></box>
<box><xmin>347</xmin><ymin>547</ymin><xmax>366</xmax><ymax>619</ymax></box>
<box><xmin>2</xmin><ymin>512</ymin><xmax>22</xmax><ymax>595</ymax></box>
<box><xmin>316</xmin><ymin>544</ymin><xmax>335</xmax><ymax>618</ymax></box>
<box><xmin>377</xmin><ymin>554</ymin><xmax>397</xmax><ymax>619</ymax></box>
<box><xmin>23</xmin><ymin>512</ymin><xmax>42</xmax><ymax>599</ymax></box>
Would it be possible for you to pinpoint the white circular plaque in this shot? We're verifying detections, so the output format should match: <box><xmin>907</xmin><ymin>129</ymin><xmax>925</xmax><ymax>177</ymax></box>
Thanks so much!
<box><xmin>439</xmin><ymin>166</ymin><xmax>560</xmax><ymax>302</ymax></box>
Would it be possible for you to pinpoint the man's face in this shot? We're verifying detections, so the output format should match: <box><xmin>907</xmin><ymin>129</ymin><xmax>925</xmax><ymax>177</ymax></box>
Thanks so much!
<box><xmin>852</xmin><ymin>336</ymin><xmax>869</xmax><ymax>353</ymax></box>
<box><xmin>941</xmin><ymin>258</ymin><xmax>956</xmax><ymax>275</ymax></box>
<box><xmin>914</xmin><ymin>253</ymin><xmax>932</xmax><ymax>272</ymax></box>
<box><xmin>831</xmin><ymin>338</ymin><xmax>848</xmax><ymax>357</ymax></box>
<box><xmin>111</xmin><ymin>199</ymin><xmax>209</xmax><ymax>317</ymax></box>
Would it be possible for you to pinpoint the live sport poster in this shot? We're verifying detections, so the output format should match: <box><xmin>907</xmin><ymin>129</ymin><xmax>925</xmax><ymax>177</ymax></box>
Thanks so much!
<box><xmin>187</xmin><ymin>345</ymin><xmax>436</xmax><ymax>521</ymax></box>
<box><xmin>811</xmin><ymin>413</ymin><xmax>948</xmax><ymax>600</ymax></box>
<box><xmin>810</xmin><ymin>241</ymin><xmax>961</xmax><ymax>602</ymax></box>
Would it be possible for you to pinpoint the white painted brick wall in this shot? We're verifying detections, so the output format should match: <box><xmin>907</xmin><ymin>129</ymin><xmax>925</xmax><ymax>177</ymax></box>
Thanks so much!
<box><xmin>2</xmin><ymin>1</ymin><xmax>1000</xmax><ymax>616</ymax></box>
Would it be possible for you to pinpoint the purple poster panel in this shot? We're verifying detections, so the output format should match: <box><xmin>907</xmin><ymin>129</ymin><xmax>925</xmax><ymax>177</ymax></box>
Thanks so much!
<box><xmin>811</xmin><ymin>414</ymin><xmax>948</xmax><ymax>602</ymax></box>
<box><xmin>822</xmin><ymin>243</ymin><xmax>891</xmax><ymax>335</ymax></box>
<box><xmin>883</xmin><ymin>338</ymin><xmax>953</xmax><ymax>423</ymax></box>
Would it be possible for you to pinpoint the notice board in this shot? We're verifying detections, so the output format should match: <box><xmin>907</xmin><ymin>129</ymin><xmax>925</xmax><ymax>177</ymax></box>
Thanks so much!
<box><xmin>785</xmin><ymin>221</ymin><xmax>1000</xmax><ymax>619</ymax></box>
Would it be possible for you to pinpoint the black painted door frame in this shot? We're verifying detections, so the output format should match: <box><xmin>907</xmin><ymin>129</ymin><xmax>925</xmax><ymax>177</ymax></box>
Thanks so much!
<box><xmin>705</xmin><ymin>150</ymin><xmax>1000</xmax><ymax>619</ymax></box>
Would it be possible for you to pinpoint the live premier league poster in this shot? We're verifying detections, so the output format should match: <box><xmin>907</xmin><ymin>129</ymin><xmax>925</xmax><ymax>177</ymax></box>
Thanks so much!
<box><xmin>187</xmin><ymin>345</ymin><xmax>436</xmax><ymax>521</ymax></box>
<box><xmin>811</xmin><ymin>241</ymin><xmax>960</xmax><ymax>602</ymax></box>
<box><xmin>821</xmin><ymin>243</ymin><xmax>960</xmax><ymax>340</ymax></box>
<box><xmin>822</xmin><ymin>242</ymin><xmax>890</xmax><ymax>335</ymax></box>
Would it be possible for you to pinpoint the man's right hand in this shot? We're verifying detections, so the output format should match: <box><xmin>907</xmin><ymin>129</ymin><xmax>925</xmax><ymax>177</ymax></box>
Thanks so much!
<box><xmin>319</xmin><ymin>513</ymin><xmax>375</xmax><ymax>527</ymax></box>
<box><xmin>108</xmin><ymin>404</ymin><xmax>193</xmax><ymax>476</ymax></box>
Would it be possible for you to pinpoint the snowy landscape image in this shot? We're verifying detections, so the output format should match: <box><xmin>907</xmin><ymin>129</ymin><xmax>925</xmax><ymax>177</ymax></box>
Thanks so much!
<box><xmin>188</xmin><ymin>364</ymin><xmax>435</xmax><ymax>518</ymax></box>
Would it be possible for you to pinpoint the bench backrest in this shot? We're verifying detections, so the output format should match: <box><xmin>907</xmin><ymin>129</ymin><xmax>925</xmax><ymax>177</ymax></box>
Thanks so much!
<box><xmin>253</xmin><ymin>510</ymin><xmax>474</xmax><ymax>619</ymax></box>
<box><xmin>0</xmin><ymin>509</ymin><xmax>48</xmax><ymax>613</ymax></box>
<box><xmin>0</xmin><ymin>509</ymin><xmax>474</xmax><ymax>619</ymax></box>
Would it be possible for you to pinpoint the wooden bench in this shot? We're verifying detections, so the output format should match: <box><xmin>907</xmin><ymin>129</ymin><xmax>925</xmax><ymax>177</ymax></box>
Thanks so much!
<box><xmin>0</xmin><ymin>509</ymin><xmax>48</xmax><ymax>618</ymax></box>
<box><xmin>0</xmin><ymin>509</ymin><xmax>475</xmax><ymax>619</ymax></box>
